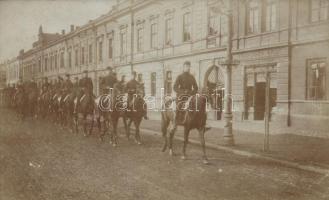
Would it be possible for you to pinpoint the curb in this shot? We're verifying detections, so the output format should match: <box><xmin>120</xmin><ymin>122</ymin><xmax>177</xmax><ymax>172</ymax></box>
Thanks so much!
<box><xmin>140</xmin><ymin>128</ymin><xmax>329</xmax><ymax>175</ymax></box>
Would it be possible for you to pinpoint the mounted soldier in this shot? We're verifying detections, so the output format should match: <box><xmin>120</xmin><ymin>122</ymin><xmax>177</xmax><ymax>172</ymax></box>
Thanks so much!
<box><xmin>63</xmin><ymin>74</ymin><xmax>73</xmax><ymax>95</ymax></box>
<box><xmin>100</xmin><ymin>66</ymin><xmax>117</xmax><ymax>95</ymax></box>
<box><xmin>41</xmin><ymin>77</ymin><xmax>51</xmax><ymax>95</ymax></box>
<box><xmin>126</xmin><ymin>71</ymin><xmax>148</xmax><ymax>120</ymax></box>
<box><xmin>114</xmin><ymin>75</ymin><xmax>126</xmax><ymax>95</ymax></box>
<box><xmin>79</xmin><ymin>70</ymin><xmax>93</xmax><ymax>96</ymax></box>
<box><xmin>173</xmin><ymin>61</ymin><xmax>199</xmax><ymax>124</ymax></box>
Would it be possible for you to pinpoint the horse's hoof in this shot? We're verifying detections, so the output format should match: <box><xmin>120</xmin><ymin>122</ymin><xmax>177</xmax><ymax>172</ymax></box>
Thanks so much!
<box><xmin>203</xmin><ymin>159</ymin><xmax>210</xmax><ymax>165</ymax></box>
<box><xmin>181</xmin><ymin>155</ymin><xmax>187</xmax><ymax>160</ymax></box>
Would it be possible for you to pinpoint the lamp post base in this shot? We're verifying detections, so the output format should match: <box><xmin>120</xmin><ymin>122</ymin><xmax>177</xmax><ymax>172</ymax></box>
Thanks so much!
<box><xmin>223</xmin><ymin>113</ymin><xmax>235</xmax><ymax>146</ymax></box>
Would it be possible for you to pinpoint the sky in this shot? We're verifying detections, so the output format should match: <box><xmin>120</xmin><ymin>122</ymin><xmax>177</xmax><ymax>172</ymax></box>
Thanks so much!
<box><xmin>0</xmin><ymin>0</ymin><xmax>115</xmax><ymax>63</ymax></box>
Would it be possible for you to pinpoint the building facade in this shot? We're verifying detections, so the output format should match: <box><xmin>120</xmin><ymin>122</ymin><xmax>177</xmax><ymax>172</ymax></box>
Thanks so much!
<box><xmin>11</xmin><ymin>0</ymin><xmax>329</xmax><ymax>136</ymax></box>
<box><xmin>5</xmin><ymin>57</ymin><xmax>20</xmax><ymax>86</ymax></box>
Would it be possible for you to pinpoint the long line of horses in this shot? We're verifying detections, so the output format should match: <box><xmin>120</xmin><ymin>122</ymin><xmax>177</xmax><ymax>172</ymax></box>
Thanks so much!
<box><xmin>4</xmin><ymin>85</ymin><xmax>213</xmax><ymax>164</ymax></box>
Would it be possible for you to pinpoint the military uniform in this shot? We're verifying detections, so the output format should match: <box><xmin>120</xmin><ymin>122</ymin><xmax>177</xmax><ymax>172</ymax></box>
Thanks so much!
<box><xmin>114</xmin><ymin>80</ymin><xmax>126</xmax><ymax>95</ymax></box>
<box><xmin>79</xmin><ymin>76</ymin><xmax>93</xmax><ymax>96</ymax></box>
<box><xmin>63</xmin><ymin>79</ymin><xmax>73</xmax><ymax>94</ymax></box>
<box><xmin>173</xmin><ymin>71</ymin><xmax>198</xmax><ymax>124</ymax></box>
<box><xmin>100</xmin><ymin>73</ymin><xmax>117</xmax><ymax>94</ymax></box>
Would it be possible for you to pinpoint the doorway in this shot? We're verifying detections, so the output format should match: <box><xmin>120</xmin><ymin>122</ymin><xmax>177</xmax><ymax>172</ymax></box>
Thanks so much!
<box><xmin>254</xmin><ymin>82</ymin><xmax>266</xmax><ymax>120</ymax></box>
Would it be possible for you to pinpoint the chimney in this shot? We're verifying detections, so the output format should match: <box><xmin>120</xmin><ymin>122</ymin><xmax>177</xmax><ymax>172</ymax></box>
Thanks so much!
<box><xmin>70</xmin><ymin>25</ymin><xmax>75</xmax><ymax>32</ymax></box>
<box><xmin>61</xmin><ymin>29</ymin><xmax>65</xmax><ymax>35</ymax></box>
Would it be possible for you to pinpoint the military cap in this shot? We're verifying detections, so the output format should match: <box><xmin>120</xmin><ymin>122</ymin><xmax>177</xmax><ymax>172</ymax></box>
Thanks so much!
<box><xmin>83</xmin><ymin>70</ymin><xmax>88</xmax><ymax>73</ymax></box>
<box><xmin>65</xmin><ymin>73</ymin><xmax>70</xmax><ymax>77</ymax></box>
<box><xmin>132</xmin><ymin>71</ymin><xmax>137</xmax><ymax>75</ymax></box>
<box><xmin>106</xmin><ymin>66</ymin><xmax>113</xmax><ymax>71</ymax></box>
<box><xmin>183</xmin><ymin>61</ymin><xmax>191</xmax><ymax>66</ymax></box>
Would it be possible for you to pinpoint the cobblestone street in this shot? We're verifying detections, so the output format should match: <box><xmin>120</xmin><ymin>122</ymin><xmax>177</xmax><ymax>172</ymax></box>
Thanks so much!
<box><xmin>0</xmin><ymin>108</ymin><xmax>328</xmax><ymax>200</ymax></box>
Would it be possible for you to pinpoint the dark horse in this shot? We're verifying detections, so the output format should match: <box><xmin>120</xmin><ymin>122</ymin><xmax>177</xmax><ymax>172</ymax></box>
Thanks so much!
<box><xmin>27</xmin><ymin>87</ymin><xmax>39</xmax><ymax>118</ymax></box>
<box><xmin>124</xmin><ymin>88</ymin><xmax>147</xmax><ymax>145</ymax></box>
<box><xmin>60</xmin><ymin>91</ymin><xmax>76</xmax><ymax>131</ymax></box>
<box><xmin>161</xmin><ymin>88</ymin><xmax>213</xmax><ymax>164</ymax></box>
<box><xmin>13</xmin><ymin>87</ymin><xmax>27</xmax><ymax>120</ymax></box>
<box><xmin>73</xmin><ymin>89</ymin><xmax>94</xmax><ymax>136</ymax></box>
<box><xmin>93</xmin><ymin>92</ymin><xmax>113</xmax><ymax>142</ymax></box>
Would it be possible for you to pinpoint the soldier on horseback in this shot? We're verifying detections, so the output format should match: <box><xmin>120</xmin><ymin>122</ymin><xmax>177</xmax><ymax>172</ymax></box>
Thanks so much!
<box><xmin>100</xmin><ymin>66</ymin><xmax>117</xmax><ymax>95</ymax></box>
<box><xmin>41</xmin><ymin>77</ymin><xmax>51</xmax><ymax>95</ymax></box>
<box><xmin>61</xmin><ymin>74</ymin><xmax>73</xmax><ymax>103</ymax></box>
<box><xmin>63</xmin><ymin>74</ymin><xmax>73</xmax><ymax>94</ymax></box>
<box><xmin>114</xmin><ymin>75</ymin><xmax>126</xmax><ymax>95</ymax></box>
<box><xmin>173</xmin><ymin>61</ymin><xmax>211</xmax><ymax>129</ymax></box>
<box><xmin>173</xmin><ymin>61</ymin><xmax>198</xmax><ymax>125</ymax></box>
<box><xmin>74</xmin><ymin>70</ymin><xmax>94</xmax><ymax>113</ymax></box>
<box><xmin>126</xmin><ymin>71</ymin><xmax>148</xmax><ymax>120</ymax></box>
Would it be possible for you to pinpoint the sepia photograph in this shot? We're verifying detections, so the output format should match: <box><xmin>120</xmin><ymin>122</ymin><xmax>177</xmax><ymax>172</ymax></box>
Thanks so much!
<box><xmin>0</xmin><ymin>0</ymin><xmax>328</xmax><ymax>199</ymax></box>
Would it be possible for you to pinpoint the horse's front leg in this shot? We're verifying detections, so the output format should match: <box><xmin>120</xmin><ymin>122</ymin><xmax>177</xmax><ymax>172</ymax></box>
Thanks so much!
<box><xmin>88</xmin><ymin>114</ymin><xmax>94</xmax><ymax>136</ymax></box>
<box><xmin>97</xmin><ymin>117</ymin><xmax>103</xmax><ymax>141</ymax></box>
<box><xmin>111</xmin><ymin>117</ymin><xmax>118</xmax><ymax>147</ymax></box>
<box><xmin>122</xmin><ymin>116</ymin><xmax>129</xmax><ymax>139</ymax></box>
<box><xmin>161</xmin><ymin>115</ymin><xmax>169</xmax><ymax>152</ymax></box>
<box><xmin>181</xmin><ymin>127</ymin><xmax>190</xmax><ymax>160</ymax></box>
<box><xmin>133</xmin><ymin>119</ymin><xmax>142</xmax><ymax>145</ymax></box>
<box><xmin>73</xmin><ymin>113</ymin><xmax>79</xmax><ymax>134</ymax></box>
<box><xmin>198</xmin><ymin>128</ymin><xmax>209</xmax><ymax>164</ymax></box>
<box><xmin>168</xmin><ymin>123</ymin><xmax>177</xmax><ymax>156</ymax></box>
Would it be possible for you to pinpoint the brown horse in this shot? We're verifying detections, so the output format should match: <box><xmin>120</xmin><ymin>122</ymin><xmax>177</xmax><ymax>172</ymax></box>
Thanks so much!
<box><xmin>161</xmin><ymin>88</ymin><xmax>213</xmax><ymax>164</ymax></box>
<box><xmin>61</xmin><ymin>91</ymin><xmax>76</xmax><ymax>131</ymax></box>
<box><xmin>13</xmin><ymin>88</ymin><xmax>27</xmax><ymax>120</ymax></box>
<box><xmin>93</xmin><ymin>93</ymin><xmax>112</xmax><ymax>141</ymax></box>
<box><xmin>124</xmin><ymin>89</ymin><xmax>147</xmax><ymax>145</ymax></box>
<box><xmin>73</xmin><ymin>90</ymin><xmax>94</xmax><ymax>136</ymax></box>
<box><xmin>27</xmin><ymin>87</ymin><xmax>39</xmax><ymax>118</ymax></box>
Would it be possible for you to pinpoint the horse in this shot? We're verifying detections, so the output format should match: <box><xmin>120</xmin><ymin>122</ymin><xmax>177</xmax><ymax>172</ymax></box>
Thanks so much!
<box><xmin>93</xmin><ymin>92</ymin><xmax>112</xmax><ymax>141</ymax></box>
<box><xmin>73</xmin><ymin>89</ymin><xmax>95</xmax><ymax>137</ymax></box>
<box><xmin>161</xmin><ymin>87</ymin><xmax>214</xmax><ymax>165</ymax></box>
<box><xmin>13</xmin><ymin>88</ymin><xmax>27</xmax><ymax>120</ymax></box>
<box><xmin>106</xmin><ymin>91</ymin><xmax>129</xmax><ymax>146</ymax></box>
<box><xmin>61</xmin><ymin>91</ymin><xmax>76</xmax><ymax>131</ymax></box>
<box><xmin>27</xmin><ymin>87</ymin><xmax>39</xmax><ymax>118</ymax></box>
<box><xmin>124</xmin><ymin>88</ymin><xmax>147</xmax><ymax>145</ymax></box>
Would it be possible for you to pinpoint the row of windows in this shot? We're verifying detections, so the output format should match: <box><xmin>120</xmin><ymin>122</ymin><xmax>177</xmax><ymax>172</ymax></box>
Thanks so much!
<box><xmin>34</xmin><ymin>0</ymin><xmax>328</xmax><ymax>72</ymax></box>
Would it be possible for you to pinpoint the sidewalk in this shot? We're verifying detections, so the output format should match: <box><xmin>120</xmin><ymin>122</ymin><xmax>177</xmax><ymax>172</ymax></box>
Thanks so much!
<box><xmin>140</xmin><ymin>119</ymin><xmax>329</xmax><ymax>173</ymax></box>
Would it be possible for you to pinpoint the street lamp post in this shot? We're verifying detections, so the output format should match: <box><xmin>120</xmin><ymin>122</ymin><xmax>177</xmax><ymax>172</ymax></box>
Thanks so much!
<box><xmin>217</xmin><ymin>0</ymin><xmax>238</xmax><ymax>146</ymax></box>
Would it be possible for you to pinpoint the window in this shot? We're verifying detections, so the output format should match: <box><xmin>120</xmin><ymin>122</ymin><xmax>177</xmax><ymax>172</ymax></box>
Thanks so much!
<box><xmin>120</xmin><ymin>29</ymin><xmax>127</xmax><ymax>57</ymax></box>
<box><xmin>50</xmin><ymin>55</ymin><xmax>53</xmax><ymax>71</ymax></box>
<box><xmin>108</xmin><ymin>39</ymin><xmax>113</xmax><ymax>59</ymax></box>
<box><xmin>150</xmin><ymin>23</ymin><xmax>158</xmax><ymax>49</ymax></box>
<box><xmin>98</xmin><ymin>41</ymin><xmax>103</xmax><ymax>62</ymax></box>
<box><xmin>89</xmin><ymin>44</ymin><xmax>93</xmax><ymax>63</ymax></box>
<box><xmin>81</xmin><ymin>47</ymin><xmax>85</xmax><ymax>65</ymax></box>
<box><xmin>138</xmin><ymin>73</ymin><xmax>143</xmax><ymax>82</ymax></box>
<box><xmin>165</xmin><ymin>17</ymin><xmax>173</xmax><ymax>45</ymax></box>
<box><xmin>68</xmin><ymin>51</ymin><xmax>72</xmax><ymax>68</ymax></box>
<box><xmin>38</xmin><ymin>59</ymin><xmax>41</xmax><ymax>72</ymax></box>
<box><xmin>166</xmin><ymin>71</ymin><xmax>172</xmax><ymax>95</ymax></box>
<box><xmin>137</xmin><ymin>27</ymin><xmax>143</xmax><ymax>52</ymax></box>
<box><xmin>307</xmin><ymin>60</ymin><xmax>327</xmax><ymax>100</ymax></box>
<box><xmin>265</xmin><ymin>0</ymin><xmax>277</xmax><ymax>31</ymax></box>
<box><xmin>151</xmin><ymin>72</ymin><xmax>156</xmax><ymax>96</ymax></box>
<box><xmin>247</xmin><ymin>0</ymin><xmax>259</xmax><ymax>34</ymax></box>
<box><xmin>311</xmin><ymin>0</ymin><xmax>329</xmax><ymax>22</ymax></box>
<box><xmin>183</xmin><ymin>12</ymin><xmax>191</xmax><ymax>42</ymax></box>
<box><xmin>55</xmin><ymin>54</ymin><xmax>58</xmax><ymax>70</ymax></box>
<box><xmin>75</xmin><ymin>49</ymin><xmax>79</xmax><ymax>67</ymax></box>
<box><xmin>44</xmin><ymin>57</ymin><xmax>48</xmax><ymax>72</ymax></box>
<box><xmin>60</xmin><ymin>52</ymin><xmax>64</xmax><ymax>68</ymax></box>
<box><xmin>208</xmin><ymin>8</ymin><xmax>219</xmax><ymax>36</ymax></box>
